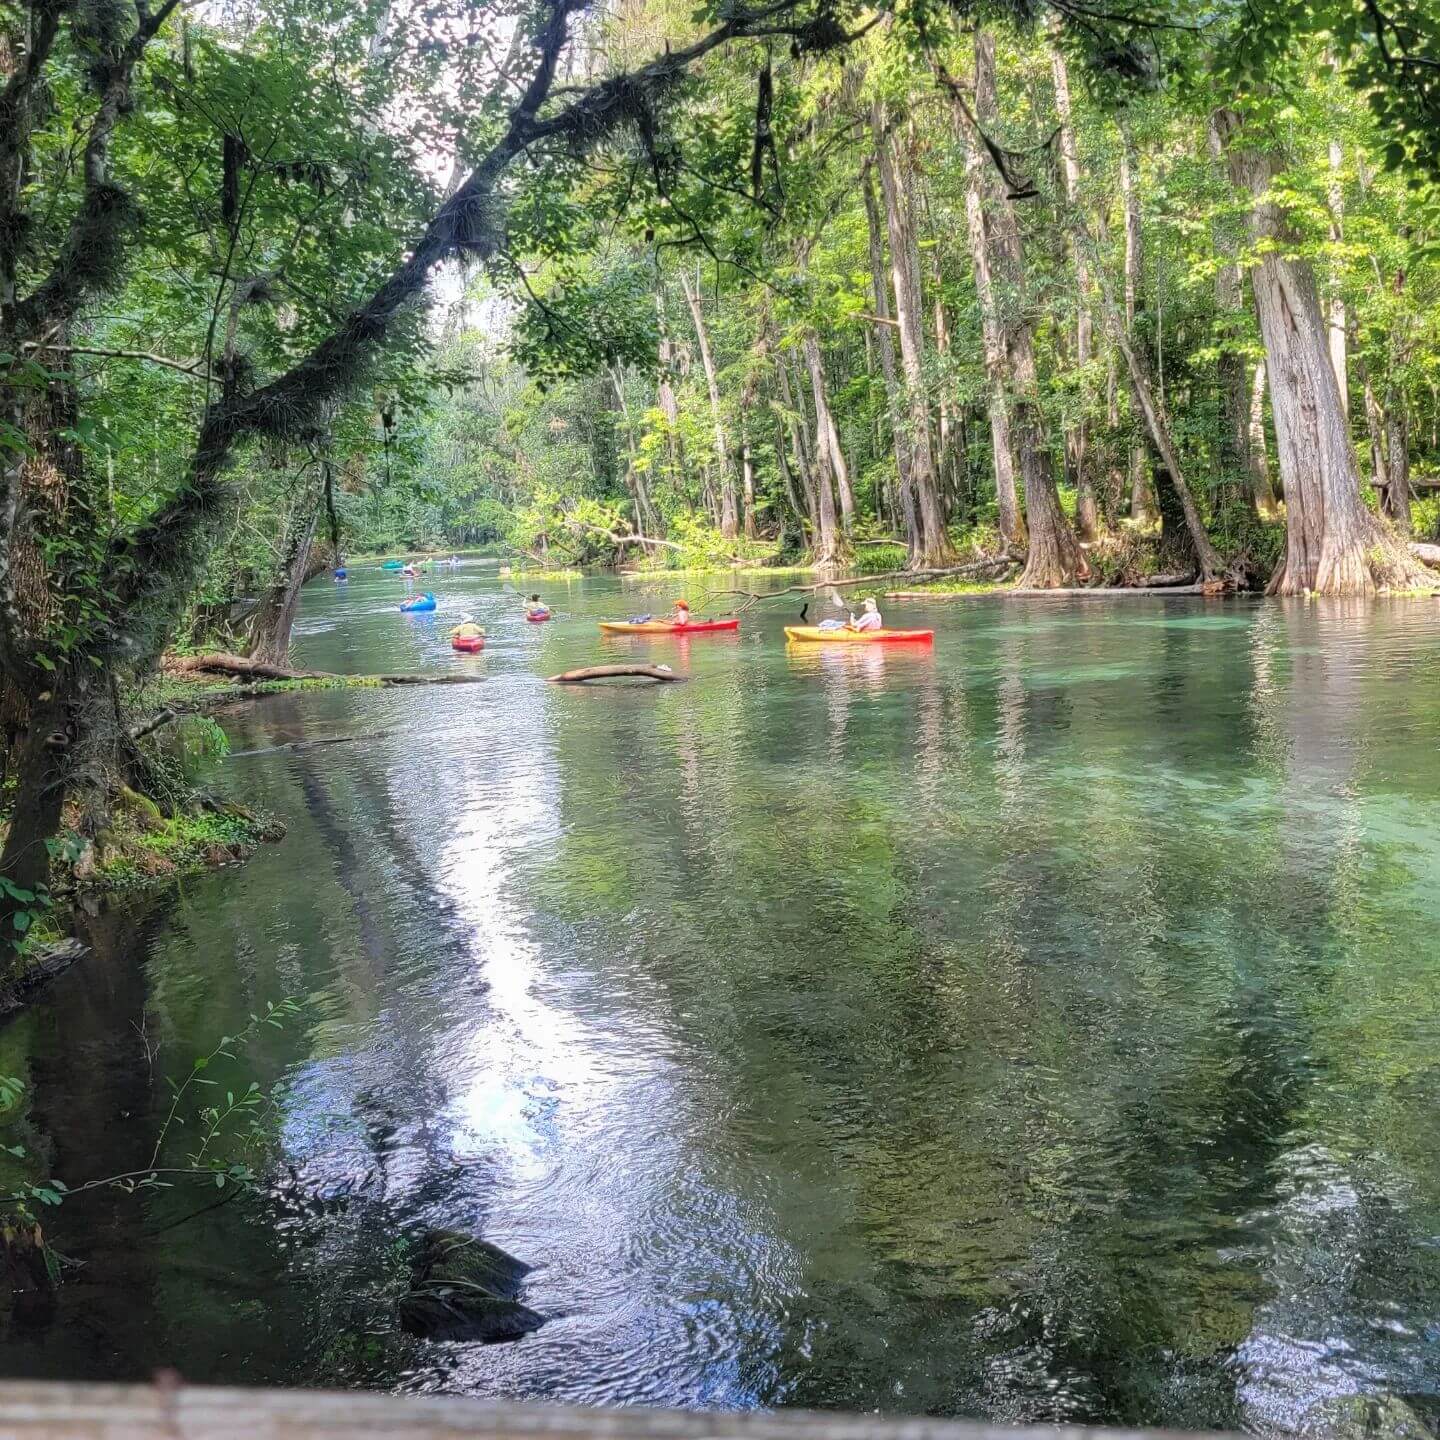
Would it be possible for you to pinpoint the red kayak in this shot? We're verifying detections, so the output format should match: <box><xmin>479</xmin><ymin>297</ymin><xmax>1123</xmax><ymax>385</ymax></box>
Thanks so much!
<box><xmin>451</xmin><ymin>635</ymin><xmax>484</xmax><ymax>653</ymax></box>
<box><xmin>526</xmin><ymin>610</ymin><xmax>552</xmax><ymax>623</ymax></box>
<box><xmin>599</xmin><ymin>619</ymin><xmax>739</xmax><ymax>635</ymax></box>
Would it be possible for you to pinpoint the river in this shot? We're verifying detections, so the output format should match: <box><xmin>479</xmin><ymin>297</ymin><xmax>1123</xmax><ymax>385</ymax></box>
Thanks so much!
<box><xmin>2</xmin><ymin>565</ymin><xmax>1439</xmax><ymax>1433</ymax></box>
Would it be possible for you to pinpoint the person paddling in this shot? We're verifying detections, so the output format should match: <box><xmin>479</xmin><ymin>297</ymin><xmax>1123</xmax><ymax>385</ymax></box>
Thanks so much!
<box><xmin>526</xmin><ymin>592</ymin><xmax>551</xmax><ymax>619</ymax></box>
<box><xmin>848</xmin><ymin>597</ymin><xmax>883</xmax><ymax>632</ymax></box>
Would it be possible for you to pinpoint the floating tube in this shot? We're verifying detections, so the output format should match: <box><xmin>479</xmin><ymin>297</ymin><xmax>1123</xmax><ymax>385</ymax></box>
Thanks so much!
<box><xmin>598</xmin><ymin>619</ymin><xmax>739</xmax><ymax>635</ymax></box>
<box><xmin>784</xmin><ymin>625</ymin><xmax>934</xmax><ymax>644</ymax></box>
<box><xmin>451</xmin><ymin>634</ymin><xmax>484</xmax><ymax>653</ymax></box>
<box><xmin>400</xmin><ymin>592</ymin><xmax>437</xmax><ymax>613</ymax></box>
<box><xmin>526</xmin><ymin>610</ymin><xmax>552</xmax><ymax>623</ymax></box>
<box><xmin>381</xmin><ymin>560</ymin><xmax>405</xmax><ymax>570</ymax></box>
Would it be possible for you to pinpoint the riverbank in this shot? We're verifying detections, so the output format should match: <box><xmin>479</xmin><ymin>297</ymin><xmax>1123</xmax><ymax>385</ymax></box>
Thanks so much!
<box><xmin>0</xmin><ymin>660</ymin><xmax>487</xmax><ymax>1012</ymax></box>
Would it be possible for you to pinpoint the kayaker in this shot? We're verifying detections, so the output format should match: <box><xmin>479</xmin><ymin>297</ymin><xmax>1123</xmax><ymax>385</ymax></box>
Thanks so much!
<box><xmin>450</xmin><ymin>618</ymin><xmax>485</xmax><ymax>640</ymax></box>
<box><xmin>672</xmin><ymin>598</ymin><xmax>691</xmax><ymax>626</ymax></box>
<box><xmin>848</xmin><ymin>597</ymin><xmax>883</xmax><ymax>632</ymax></box>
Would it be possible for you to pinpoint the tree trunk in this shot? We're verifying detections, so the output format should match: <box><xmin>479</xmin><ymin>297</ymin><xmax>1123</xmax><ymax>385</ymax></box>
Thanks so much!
<box><xmin>1207</xmin><ymin>114</ymin><xmax>1276</xmax><ymax>519</ymax></box>
<box><xmin>862</xmin><ymin>165</ymin><xmax>920</xmax><ymax>562</ymax></box>
<box><xmin>610</xmin><ymin>365</ymin><xmax>662</xmax><ymax>542</ymax></box>
<box><xmin>804</xmin><ymin>332</ymin><xmax>854</xmax><ymax>532</ymax></box>
<box><xmin>1104</xmin><ymin>299</ymin><xmax>1225</xmax><ymax>578</ymax></box>
<box><xmin>967</xmin><ymin>32</ymin><xmax>1077</xmax><ymax>586</ymax></box>
<box><xmin>655</xmin><ymin>291</ymin><xmax>684</xmax><ymax>485</ymax></box>
<box><xmin>1120</xmin><ymin>125</ymin><xmax>1159</xmax><ymax>527</ymax></box>
<box><xmin>775</xmin><ymin>353</ymin><xmax>818</xmax><ymax>525</ymax></box>
<box><xmin>802</xmin><ymin>331</ymin><xmax>846</xmax><ymax>568</ymax></box>
<box><xmin>678</xmin><ymin>268</ymin><xmax>738</xmax><ymax>538</ymax></box>
<box><xmin>1361</xmin><ymin>365</ymin><xmax>1388</xmax><ymax>497</ymax></box>
<box><xmin>246</xmin><ymin>490</ymin><xmax>332</xmax><ymax>668</ymax></box>
<box><xmin>1381</xmin><ymin>263</ymin><xmax>1413</xmax><ymax>534</ymax></box>
<box><xmin>0</xmin><ymin>675</ymin><xmax>95</xmax><ymax>959</ymax></box>
<box><xmin>873</xmin><ymin>105</ymin><xmax>954</xmax><ymax>567</ymax></box>
<box><xmin>1383</xmin><ymin>399</ymin><xmax>1411</xmax><ymax>534</ymax></box>
<box><xmin>1217</xmin><ymin>109</ymin><xmax>1428</xmax><ymax>594</ymax></box>
<box><xmin>960</xmin><ymin>137</ymin><xmax>1025</xmax><ymax>552</ymax></box>
<box><xmin>1050</xmin><ymin>43</ymin><xmax>1098</xmax><ymax>541</ymax></box>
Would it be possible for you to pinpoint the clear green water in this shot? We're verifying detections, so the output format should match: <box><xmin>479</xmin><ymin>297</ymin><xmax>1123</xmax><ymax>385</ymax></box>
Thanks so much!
<box><xmin>3</xmin><ymin>567</ymin><xmax>1440</xmax><ymax>1432</ymax></box>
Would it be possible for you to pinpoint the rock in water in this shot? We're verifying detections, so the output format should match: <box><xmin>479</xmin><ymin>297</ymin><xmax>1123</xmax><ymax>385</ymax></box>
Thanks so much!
<box><xmin>421</xmin><ymin>1230</ymin><xmax>531</xmax><ymax>1294</ymax></box>
<box><xmin>398</xmin><ymin>1230</ymin><xmax>543</xmax><ymax>1344</ymax></box>
<box><xmin>1303</xmin><ymin>1394</ymin><xmax>1436</xmax><ymax>1440</ymax></box>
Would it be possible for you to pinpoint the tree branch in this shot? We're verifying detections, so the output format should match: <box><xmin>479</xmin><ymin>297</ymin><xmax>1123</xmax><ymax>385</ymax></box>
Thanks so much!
<box><xmin>11</xmin><ymin>0</ymin><xmax>190</xmax><ymax>338</ymax></box>
<box><xmin>21</xmin><ymin>342</ymin><xmax>212</xmax><ymax>380</ymax></box>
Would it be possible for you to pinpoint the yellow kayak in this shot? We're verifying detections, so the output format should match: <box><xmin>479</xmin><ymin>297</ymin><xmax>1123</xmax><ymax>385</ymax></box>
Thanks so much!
<box><xmin>785</xmin><ymin>626</ymin><xmax>934</xmax><ymax>645</ymax></box>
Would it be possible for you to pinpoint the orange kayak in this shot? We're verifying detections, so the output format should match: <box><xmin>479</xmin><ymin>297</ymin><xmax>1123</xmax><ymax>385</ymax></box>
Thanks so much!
<box><xmin>784</xmin><ymin>626</ymin><xmax>933</xmax><ymax>644</ymax></box>
<box><xmin>599</xmin><ymin>619</ymin><xmax>739</xmax><ymax>635</ymax></box>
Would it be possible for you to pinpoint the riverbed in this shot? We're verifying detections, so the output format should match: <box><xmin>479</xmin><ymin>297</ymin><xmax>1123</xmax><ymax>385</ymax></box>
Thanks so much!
<box><xmin>2</xmin><ymin>566</ymin><xmax>1439</xmax><ymax>1433</ymax></box>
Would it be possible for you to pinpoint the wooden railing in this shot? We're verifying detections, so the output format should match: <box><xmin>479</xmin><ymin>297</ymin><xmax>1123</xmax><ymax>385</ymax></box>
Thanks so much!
<box><xmin>0</xmin><ymin>1382</ymin><xmax>1229</xmax><ymax>1440</ymax></box>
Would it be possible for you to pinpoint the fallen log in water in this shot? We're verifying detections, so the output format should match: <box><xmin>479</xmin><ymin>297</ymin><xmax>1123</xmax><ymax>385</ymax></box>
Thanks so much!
<box><xmin>162</xmin><ymin>653</ymin><xmax>484</xmax><ymax>686</ymax></box>
<box><xmin>165</xmin><ymin>652</ymin><xmax>330</xmax><ymax>681</ymax></box>
<box><xmin>548</xmin><ymin>664</ymin><xmax>678</xmax><ymax>684</ymax></box>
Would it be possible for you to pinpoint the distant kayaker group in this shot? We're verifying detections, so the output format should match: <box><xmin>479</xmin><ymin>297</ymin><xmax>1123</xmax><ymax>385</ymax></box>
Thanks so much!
<box><xmin>359</xmin><ymin>557</ymin><xmax>935</xmax><ymax>655</ymax></box>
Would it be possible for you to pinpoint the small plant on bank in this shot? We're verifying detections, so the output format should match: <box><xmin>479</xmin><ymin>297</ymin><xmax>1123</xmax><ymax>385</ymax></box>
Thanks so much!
<box><xmin>0</xmin><ymin>999</ymin><xmax>307</xmax><ymax>1291</ymax></box>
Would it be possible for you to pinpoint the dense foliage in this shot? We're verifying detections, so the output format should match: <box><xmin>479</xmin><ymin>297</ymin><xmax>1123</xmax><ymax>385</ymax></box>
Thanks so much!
<box><xmin>371</xmin><ymin>0</ymin><xmax>1440</xmax><ymax>592</ymax></box>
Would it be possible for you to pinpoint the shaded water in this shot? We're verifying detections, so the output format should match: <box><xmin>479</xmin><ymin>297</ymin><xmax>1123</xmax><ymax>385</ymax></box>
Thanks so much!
<box><xmin>3</xmin><ymin>567</ymin><xmax>1440</xmax><ymax>1432</ymax></box>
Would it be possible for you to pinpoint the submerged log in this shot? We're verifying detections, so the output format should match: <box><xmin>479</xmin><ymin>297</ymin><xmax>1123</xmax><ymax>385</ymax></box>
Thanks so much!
<box><xmin>548</xmin><ymin>664</ymin><xmax>678</xmax><ymax>684</ymax></box>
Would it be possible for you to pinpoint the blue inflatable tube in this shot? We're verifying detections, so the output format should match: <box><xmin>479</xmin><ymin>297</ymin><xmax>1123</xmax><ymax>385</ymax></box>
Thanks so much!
<box><xmin>400</xmin><ymin>592</ymin><xmax>436</xmax><ymax>613</ymax></box>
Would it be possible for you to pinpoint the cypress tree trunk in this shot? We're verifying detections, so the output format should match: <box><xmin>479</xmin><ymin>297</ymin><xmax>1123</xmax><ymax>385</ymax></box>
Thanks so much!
<box><xmin>968</xmin><ymin>31</ymin><xmax>1077</xmax><ymax>587</ymax></box>
<box><xmin>776</xmin><ymin>352</ymin><xmax>819</xmax><ymax>527</ymax></box>
<box><xmin>873</xmin><ymin>105</ymin><xmax>954</xmax><ymax>566</ymax></box>
<box><xmin>739</xmin><ymin>364</ymin><xmax>760</xmax><ymax>539</ymax></box>
<box><xmin>1207</xmin><ymin>115</ymin><xmax>1277</xmax><ymax>519</ymax></box>
<box><xmin>655</xmin><ymin>290</ymin><xmax>684</xmax><ymax>486</ymax></box>
<box><xmin>862</xmin><ymin>165</ymin><xmax>920</xmax><ymax>562</ymax></box>
<box><xmin>1381</xmin><ymin>264</ymin><xmax>1413</xmax><ymax>534</ymax></box>
<box><xmin>1217</xmin><ymin>109</ymin><xmax>1429</xmax><ymax>594</ymax></box>
<box><xmin>803</xmin><ymin>330</ymin><xmax>847</xmax><ymax>568</ymax></box>
<box><xmin>678</xmin><ymin>267</ymin><xmax>738</xmax><ymax>538</ymax></box>
<box><xmin>1050</xmin><ymin>43</ymin><xmax>1098</xmax><ymax>541</ymax></box>
<box><xmin>1383</xmin><ymin>398</ymin><xmax>1411</xmax><ymax>534</ymax></box>
<box><xmin>610</xmin><ymin>365</ymin><xmax>661</xmax><ymax>542</ymax></box>
<box><xmin>961</xmin><ymin>129</ymin><xmax>1025</xmax><ymax>551</ymax></box>
<box><xmin>1119</xmin><ymin>127</ymin><xmax>1159</xmax><ymax>527</ymax></box>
